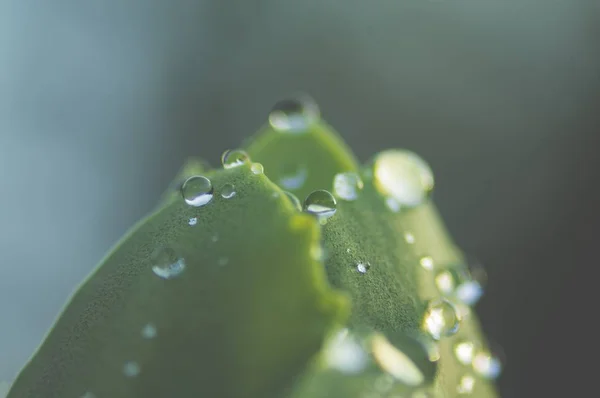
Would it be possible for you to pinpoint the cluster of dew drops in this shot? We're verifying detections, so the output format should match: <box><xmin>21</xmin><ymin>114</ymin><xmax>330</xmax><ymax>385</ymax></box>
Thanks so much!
<box><xmin>90</xmin><ymin>95</ymin><xmax>501</xmax><ymax>397</ymax></box>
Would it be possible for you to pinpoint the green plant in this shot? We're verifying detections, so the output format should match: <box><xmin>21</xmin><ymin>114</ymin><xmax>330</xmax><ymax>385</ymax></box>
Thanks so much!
<box><xmin>6</xmin><ymin>96</ymin><xmax>501</xmax><ymax>398</ymax></box>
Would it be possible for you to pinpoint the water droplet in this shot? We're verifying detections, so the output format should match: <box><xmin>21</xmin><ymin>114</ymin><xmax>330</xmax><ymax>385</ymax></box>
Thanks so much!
<box><xmin>283</xmin><ymin>191</ymin><xmax>302</xmax><ymax>211</ymax></box>
<box><xmin>422</xmin><ymin>299</ymin><xmax>461</xmax><ymax>340</ymax></box>
<box><xmin>268</xmin><ymin>94</ymin><xmax>320</xmax><ymax>133</ymax></box>
<box><xmin>333</xmin><ymin>172</ymin><xmax>364</xmax><ymax>201</ymax></box>
<box><xmin>457</xmin><ymin>374</ymin><xmax>476</xmax><ymax>394</ymax></box>
<box><xmin>221</xmin><ymin>149</ymin><xmax>250</xmax><ymax>169</ymax></box>
<box><xmin>371</xmin><ymin>333</ymin><xmax>425</xmax><ymax>387</ymax></box>
<box><xmin>346</xmin><ymin>248</ymin><xmax>352</xmax><ymax>254</ymax></box>
<box><xmin>404</xmin><ymin>232</ymin><xmax>416</xmax><ymax>244</ymax></box>
<box><xmin>221</xmin><ymin>183</ymin><xmax>236</xmax><ymax>199</ymax></box>
<box><xmin>454</xmin><ymin>340</ymin><xmax>477</xmax><ymax>366</ymax></box>
<box><xmin>123</xmin><ymin>361</ymin><xmax>140</xmax><ymax>377</ymax></box>
<box><xmin>251</xmin><ymin>163</ymin><xmax>264</xmax><ymax>175</ymax></box>
<box><xmin>152</xmin><ymin>248</ymin><xmax>186</xmax><ymax>279</ymax></box>
<box><xmin>218</xmin><ymin>257</ymin><xmax>229</xmax><ymax>266</ymax></box>
<box><xmin>279</xmin><ymin>163</ymin><xmax>308</xmax><ymax>190</ymax></box>
<box><xmin>141</xmin><ymin>323</ymin><xmax>157</xmax><ymax>339</ymax></box>
<box><xmin>455</xmin><ymin>280</ymin><xmax>484</xmax><ymax>306</ymax></box>
<box><xmin>188</xmin><ymin>217</ymin><xmax>198</xmax><ymax>226</ymax></box>
<box><xmin>324</xmin><ymin>329</ymin><xmax>368</xmax><ymax>374</ymax></box>
<box><xmin>303</xmin><ymin>190</ymin><xmax>337</xmax><ymax>220</ymax></box>
<box><xmin>81</xmin><ymin>392</ymin><xmax>96</xmax><ymax>398</ymax></box>
<box><xmin>356</xmin><ymin>262</ymin><xmax>371</xmax><ymax>274</ymax></box>
<box><xmin>373</xmin><ymin>149</ymin><xmax>434</xmax><ymax>207</ymax></box>
<box><xmin>211</xmin><ymin>234</ymin><xmax>219</xmax><ymax>243</ymax></box>
<box><xmin>181</xmin><ymin>176</ymin><xmax>213</xmax><ymax>207</ymax></box>
<box><xmin>472</xmin><ymin>350</ymin><xmax>502</xmax><ymax>379</ymax></box>
<box><xmin>419</xmin><ymin>256</ymin><xmax>434</xmax><ymax>271</ymax></box>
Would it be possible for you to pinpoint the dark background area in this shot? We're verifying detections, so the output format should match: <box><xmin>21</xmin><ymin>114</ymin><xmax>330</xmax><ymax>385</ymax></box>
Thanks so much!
<box><xmin>1</xmin><ymin>1</ymin><xmax>599</xmax><ymax>397</ymax></box>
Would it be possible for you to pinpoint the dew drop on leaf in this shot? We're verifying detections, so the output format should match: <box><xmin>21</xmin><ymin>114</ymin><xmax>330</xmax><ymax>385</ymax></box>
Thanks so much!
<box><xmin>453</xmin><ymin>340</ymin><xmax>477</xmax><ymax>366</ymax></box>
<box><xmin>356</xmin><ymin>262</ymin><xmax>371</xmax><ymax>274</ymax></box>
<box><xmin>268</xmin><ymin>94</ymin><xmax>320</xmax><ymax>134</ymax></box>
<box><xmin>333</xmin><ymin>172</ymin><xmax>364</xmax><ymax>201</ymax></box>
<box><xmin>181</xmin><ymin>176</ymin><xmax>213</xmax><ymax>207</ymax></box>
<box><xmin>419</xmin><ymin>256</ymin><xmax>434</xmax><ymax>271</ymax></box>
<box><xmin>152</xmin><ymin>248</ymin><xmax>186</xmax><ymax>279</ymax></box>
<box><xmin>251</xmin><ymin>163</ymin><xmax>264</xmax><ymax>175</ymax></box>
<box><xmin>457</xmin><ymin>374</ymin><xmax>476</xmax><ymax>394</ymax></box>
<box><xmin>422</xmin><ymin>299</ymin><xmax>461</xmax><ymax>340</ymax></box>
<box><xmin>221</xmin><ymin>149</ymin><xmax>250</xmax><ymax>169</ymax></box>
<box><xmin>221</xmin><ymin>183</ymin><xmax>236</xmax><ymax>199</ymax></box>
<box><xmin>404</xmin><ymin>232</ymin><xmax>416</xmax><ymax>244</ymax></box>
<box><xmin>373</xmin><ymin>149</ymin><xmax>434</xmax><ymax>207</ymax></box>
<box><xmin>303</xmin><ymin>189</ymin><xmax>337</xmax><ymax>220</ymax></box>
<box><xmin>141</xmin><ymin>323</ymin><xmax>157</xmax><ymax>339</ymax></box>
<box><xmin>188</xmin><ymin>217</ymin><xmax>198</xmax><ymax>226</ymax></box>
<box><xmin>472</xmin><ymin>350</ymin><xmax>503</xmax><ymax>380</ymax></box>
<box><xmin>123</xmin><ymin>361</ymin><xmax>140</xmax><ymax>377</ymax></box>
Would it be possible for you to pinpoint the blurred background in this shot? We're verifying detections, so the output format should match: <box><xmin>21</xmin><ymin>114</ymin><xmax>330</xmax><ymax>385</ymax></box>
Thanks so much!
<box><xmin>1</xmin><ymin>0</ymin><xmax>598</xmax><ymax>396</ymax></box>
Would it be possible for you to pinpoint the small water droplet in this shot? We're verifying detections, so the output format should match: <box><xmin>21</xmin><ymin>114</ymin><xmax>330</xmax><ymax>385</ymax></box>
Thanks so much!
<box><xmin>356</xmin><ymin>262</ymin><xmax>371</xmax><ymax>274</ymax></box>
<box><xmin>251</xmin><ymin>163</ymin><xmax>264</xmax><ymax>175</ymax></box>
<box><xmin>218</xmin><ymin>257</ymin><xmax>229</xmax><ymax>266</ymax></box>
<box><xmin>279</xmin><ymin>164</ymin><xmax>308</xmax><ymax>190</ymax></box>
<box><xmin>283</xmin><ymin>191</ymin><xmax>302</xmax><ymax>211</ymax></box>
<box><xmin>141</xmin><ymin>323</ymin><xmax>157</xmax><ymax>339</ymax></box>
<box><xmin>188</xmin><ymin>217</ymin><xmax>198</xmax><ymax>226</ymax></box>
<box><xmin>211</xmin><ymin>234</ymin><xmax>219</xmax><ymax>243</ymax></box>
<box><xmin>324</xmin><ymin>329</ymin><xmax>368</xmax><ymax>374</ymax></box>
<box><xmin>373</xmin><ymin>149</ymin><xmax>434</xmax><ymax>207</ymax></box>
<box><xmin>472</xmin><ymin>350</ymin><xmax>502</xmax><ymax>379</ymax></box>
<box><xmin>333</xmin><ymin>172</ymin><xmax>364</xmax><ymax>201</ymax></box>
<box><xmin>422</xmin><ymin>299</ymin><xmax>461</xmax><ymax>340</ymax></box>
<box><xmin>404</xmin><ymin>232</ymin><xmax>416</xmax><ymax>244</ymax></box>
<box><xmin>346</xmin><ymin>248</ymin><xmax>352</xmax><ymax>254</ymax></box>
<box><xmin>454</xmin><ymin>340</ymin><xmax>477</xmax><ymax>365</ymax></box>
<box><xmin>123</xmin><ymin>361</ymin><xmax>140</xmax><ymax>377</ymax></box>
<box><xmin>221</xmin><ymin>149</ymin><xmax>250</xmax><ymax>169</ymax></box>
<box><xmin>457</xmin><ymin>374</ymin><xmax>476</xmax><ymax>394</ymax></box>
<box><xmin>303</xmin><ymin>190</ymin><xmax>337</xmax><ymax>220</ymax></box>
<box><xmin>455</xmin><ymin>281</ymin><xmax>484</xmax><ymax>306</ymax></box>
<box><xmin>221</xmin><ymin>183</ymin><xmax>236</xmax><ymax>199</ymax></box>
<box><xmin>152</xmin><ymin>248</ymin><xmax>186</xmax><ymax>279</ymax></box>
<box><xmin>419</xmin><ymin>256</ymin><xmax>434</xmax><ymax>271</ymax></box>
<box><xmin>81</xmin><ymin>392</ymin><xmax>96</xmax><ymax>398</ymax></box>
<box><xmin>268</xmin><ymin>94</ymin><xmax>320</xmax><ymax>133</ymax></box>
<box><xmin>181</xmin><ymin>176</ymin><xmax>213</xmax><ymax>207</ymax></box>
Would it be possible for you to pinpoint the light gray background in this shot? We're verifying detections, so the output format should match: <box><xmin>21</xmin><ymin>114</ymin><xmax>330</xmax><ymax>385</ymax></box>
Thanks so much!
<box><xmin>1</xmin><ymin>1</ymin><xmax>599</xmax><ymax>397</ymax></box>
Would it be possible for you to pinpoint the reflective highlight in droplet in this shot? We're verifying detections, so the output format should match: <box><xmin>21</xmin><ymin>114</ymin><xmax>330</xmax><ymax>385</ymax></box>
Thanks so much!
<box><xmin>419</xmin><ymin>256</ymin><xmax>434</xmax><ymax>271</ymax></box>
<box><xmin>123</xmin><ymin>361</ymin><xmax>140</xmax><ymax>377</ymax></box>
<box><xmin>303</xmin><ymin>190</ymin><xmax>337</xmax><ymax>220</ymax></box>
<box><xmin>324</xmin><ymin>328</ymin><xmax>368</xmax><ymax>374</ymax></box>
<box><xmin>454</xmin><ymin>340</ymin><xmax>476</xmax><ymax>365</ymax></box>
<box><xmin>457</xmin><ymin>374</ymin><xmax>476</xmax><ymax>394</ymax></box>
<box><xmin>356</xmin><ymin>262</ymin><xmax>371</xmax><ymax>274</ymax></box>
<box><xmin>141</xmin><ymin>323</ymin><xmax>157</xmax><ymax>339</ymax></box>
<box><xmin>251</xmin><ymin>163</ymin><xmax>264</xmax><ymax>175</ymax></box>
<box><xmin>152</xmin><ymin>248</ymin><xmax>186</xmax><ymax>279</ymax></box>
<box><xmin>280</xmin><ymin>164</ymin><xmax>308</xmax><ymax>190</ymax></box>
<box><xmin>268</xmin><ymin>94</ymin><xmax>320</xmax><ymax>134</ymax></box>
<box><xmin>422</xmin><ymin>299</ymin><xmax>461</xmax><ymax>340</ymax></box>
<box><xmin>333</xmin><ymin>172</ymin><xmax>364</xmax><ymax>201</ymax></box>
<box><xmin>221</xmin><ymin>149</ymin><xmax>250</xmax><ymax>169</ymax></box>
<box><xmin>181</xmin><ymin>176</ymin><xmax>213</xmax><ymax>207</ymax></box>
<box><xmin>221</xmin><ymin>183</ymin><xmax>236</xmax><ymax>199</ymax></box>
<box><xmin>371</xmin><ymin>333</ymin><xmax>425</xmax><ymax>387</ymax></box>
<box><xmin>373</xmin><ymin>149</ymin><xmax>434</xmax><ymax>207</ymax></box>
<box><xmin>472</xmin><ymin>350</ymin><xmax>502</xmax><ymax>379</ymax></box>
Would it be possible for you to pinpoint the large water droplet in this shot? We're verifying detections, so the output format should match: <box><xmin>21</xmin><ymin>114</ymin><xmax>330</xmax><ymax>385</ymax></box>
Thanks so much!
<box><xmin>221</xmin><ymin>183</ymin><xmax>236</xmax><ymax>199</ymax></box>
<box><xmin>457</xmin><ymin>374</ymin><xmax>476</xmax><ymax>394</ymax></box>
<box><xmin>333</xmin><ymin>172</ymin><xmax>364</xmax><ymax>201</ymax></box>
<box><xmin>472</xmin><ymin>350</ymin><xmax>502</xmax><ymax>379</ymax></box>
<box><xmin>324</xmin><ymin>329</ymin><xmax>368</xmax><ymax>374</ymax></box>
<box><xmin>268</xmin><ymin>94</ymin><xmax>320</xmax><ymax>133</ymax></box>
<box><xmin>279</xmin><ymin>164</ymin><xmax>308</xmax><ymax>190</ymax></box>
<box><xmin>356</xmin><ymin>262</ymin><xmax>371</xmax><ymax>274</ymax></box>
<box><xmin>123</xmin><ymin>361</ymin><xmax>140</xmax><ymax>377</ymax></box>
<box><xmin>454</xmin><ymin>340</ymin><xmax>477</xmax><ymax>366</ymax></box>
<box><xmin>141</xmin><ymin>323</ymin><xmax>157</xmax><ymax>339</ymax></box>
<box><xmin>251</xmin><ymin>163</ymin><xmax>264</xmax><ymax>175</ymax></box>
<box><xmin>373</xmin><ymin>149</ymin><xmax>434</xmax><ymax>208</ymax></box>
<box><xmin>303</xmin><ymin>190</ymin><xmax>337</xmax><ymax>220</ymax></box>
<box><xmin>422</xmin><ymin>299</ymin><xmax>461</xmax><ymax>340</ymax></box>
<box><xmin>181</xmin><ymin>176</ymin><xmax>213</xmax><ymax>207</ymax></box>
<box><xmin>283</xmin><ymin>191</ymin><xmax>302</xmax><ymax>211</ymax></box>
<box><xmin>152</xmin><ymin>248</ymin><xmax>186</xmax><ymax>279</ymax></box>
<box><xmin>221</xmin><ymin>149</ymin><xmax>250</xmax><ymax>169</ymax></box>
